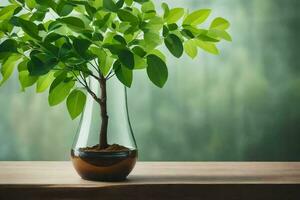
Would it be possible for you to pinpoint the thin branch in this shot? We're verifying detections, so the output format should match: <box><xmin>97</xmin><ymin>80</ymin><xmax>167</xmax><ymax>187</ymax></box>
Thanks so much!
<box><xmin>106</xmin><ymin>65</ymin><xmax>122</xmax><ymax>80</ymax></box>
<box><xmin>89</xmin><ymin>61</ymin><xmax>101</xmax><ymax>74</ymax></box>
<box><xmin>85</xmin><ymin>85</ymin><xmax>101</xmax><ymax>104</ymax></box>
<box><xmin>18</xmin><ymin>3</ymin><xmax>31</xmax><ymax>12</ymax></box>
<box><xmin>20</xmin><ymin>52</ymin><xmax>29</xmax><ymax>59</ymax></box>
<box><xmin>93</xmin><ymin>59</ymin><xmax>99</xmax><ymax>68</ymax></box>
<box><xmin>106</xmin><ymin>69</ymin><xmax>113</xmax><ymax>77</ymax></box>
<box><xmin>92</xmin><ymin>60</ymin><xmax>104</xmax><ymax>79</ymax></box>
<box><xmin>70</xmin><ymin>71</ymin><xmax>85</xmax><ymax>87</ymax></box>
<box><xmin>79</xmin><ymin>72</ymin><xmax>88</xmax><ymax>86</ymax></box>
<box><xmin>71</xmin><ymin>70</ymin><xmax>101</xmax><ymax>104</ymax></box>
<box><xmin>89</xmin><ymin>61</ymin><xmax>99</xmax><ymax>72</ymax></box>
<box><xmin>89</xmin><ymin>72</ymin><xmax>101</xmax><ymax>82</ymax></box>
<box><xmin>105</xmin><ymin>68</ymin><xmax>116</xmax><ymax>80</ymax></box>
<box><xmin>106</xmin><ymin>72</ymin><xmax>115</xmax><ymax>80</ymax></box>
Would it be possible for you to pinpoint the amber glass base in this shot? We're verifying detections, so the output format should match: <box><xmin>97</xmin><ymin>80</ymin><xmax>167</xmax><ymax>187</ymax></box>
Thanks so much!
<box><xmin>71</xmin><ymin>148</ymin><xmax>137</xmax><ymax>181</ymax></box>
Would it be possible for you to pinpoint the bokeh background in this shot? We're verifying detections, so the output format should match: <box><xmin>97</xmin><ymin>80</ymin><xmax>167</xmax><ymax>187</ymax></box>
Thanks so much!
<box><xmin>1</xmin><ymin>0</ymin><xmax>300</xmax><ymax>161</ymax></box>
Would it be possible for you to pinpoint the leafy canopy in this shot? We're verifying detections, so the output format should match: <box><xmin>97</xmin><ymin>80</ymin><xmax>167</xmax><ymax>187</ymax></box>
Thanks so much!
<box><xmin>0</xmin><ymin>0</ymin><xmax>231</xmax><ymax>119</ymax></box>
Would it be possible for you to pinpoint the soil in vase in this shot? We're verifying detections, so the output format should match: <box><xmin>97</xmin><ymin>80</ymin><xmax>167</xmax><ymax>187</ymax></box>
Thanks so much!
<box><xmin>71</xmin><ymin>144</ymin><xmax>137</xmax><ymax>181</ymax></box>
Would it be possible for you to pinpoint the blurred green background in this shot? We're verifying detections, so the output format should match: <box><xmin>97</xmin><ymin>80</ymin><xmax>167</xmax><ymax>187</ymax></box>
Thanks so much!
<box><xmin>1</xmin><ymin>0</ymin><xmax>300</xmax><ymax>161</ymax></box>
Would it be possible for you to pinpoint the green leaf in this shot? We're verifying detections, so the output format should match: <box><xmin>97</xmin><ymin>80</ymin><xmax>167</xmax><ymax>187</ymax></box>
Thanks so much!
<box><xmin>93</xmin><ymin>13</ymin><xmax>111</xmax><ymax>29</ymax></box>
<box><xmin>48</xmin><ymin>79</ymin><xmax>75</xmax><ymax>106</ymax></box>
<box><xmin>165</xmin><ymin>8</ymin><xmax>184</xmax><ymax>24</ymax></box>
<box><xmin>28</xmin><ymin>54</ymin><xmax>58</xmax><ymax>76</ymax></box>
<box><xmin>49</xmin><ymin>72</ymin><xmax>67</xmax><ymax>91</ymax></box>
<box><xmin>183</xmin><ymin>9</ymin><xmax>211</xmax><ymax>26</ymax></box>
<box><xmin>207</xmin><ymin>29</ymin><xmax>232</xmax><ymax>41</ymax></box>
<box><xmin>183</xmin><ymin>39</ymin><xmax>198</xmax><ymax>58</ymax></box>
<box><xmin>149</xmin><ymin>49</ymin><xmax>166</xmax><ymax>62</ymax></box>
<box><xmin>143</xmin><ymin>16</ymin><xmax>164</xmax><ymax>31</ymax></box>
<box><xmin>144</xmin><ymin>31</ymin><xmax>162</xmax><ymax>50</ymax></box>
<box><xmin>146</xmin><ymin>54</ymin><xmax>168</xmax><ymax>88</ymax></box>
<box><xmin>17</xmin><ymin>58</ymin><xmax>28</xmax><ymax>72</ymax></box>
<box><xmin>118</xmin><ymin>49</ymin><xmax>134</xmax><ymax>69</ymax></box>
<box><xmin>133</xmin><ymin>54</ymin><xmax>146</xmax><ymax>69</ymax></box>
<box><xmin>197</xmin><ymin>32</ymin><xmax>220</xmax><ymax>42</ymax></box>
<box><xmin>132</xmin><ymin>46</ymin><xmax>146</xmax><ymax>57</ymax></box>
<box><xmin>25</xmin><ymin>0</ymin><xmax>36</xmax><ymax>10</ymax></box>
<box><xmin>39</xmin><ymin>42</ymin><xmax>59</xmax><ymax>57</ymax></box>
<box><xmin>141</xmin><ymin>1</ymin><xmax>155</xmax><ymax>13</ymax></box>
<box><xmin>19</xmin><ymin>70</ymin><xmax>38</xmax><ymax>91</ymax></box>
<box><xmin>93</xmin><ymin>32</ymin><xmax>104</xmax><ymax>41</ymax></box>
<box><xmin>58</xmin><ymin>42</ymin><xmax>73</xmax><ymax>60</ymax></box>
<box><xmin>56</xmin><ymin>2</ymin><xmax>73</xmax><ymax>17</ymax></box>
<box><xmin>210</xmin><ymin>17</ymin><xmax>230</xmax><ymax>30</ymax></box>
<box><xmin>30</xmin><ymin>7</ymin><xmax>47</xmax><ymax>21</ymax></box>
<box><xmin>35</xmin><ymin>0</ymin><xmax>57</xmax><ymax>10</ymax></box>
<box><xmin>90</xmin><ymin>47</ymin><xmax>113</xmax><ymax>77</ymax></box>
<box><xmin>15</xmin><ymin>17</ymin><xmax>42</xmax><ymax>40</ymax></box>
<box><xmin>116</xmin><ymin>0</ymin><xmax>125</xmax><ymax>8</ymax></box>
<box><xmin>84</xmin><ymin>3</ymin><xmax>97</xmax><ymax>18</ymax></box>
<box><xmin>91</xmin><ymin>0</ymin><xmax>103</xmax><ymax>8</ymax></box>
<box><xmin>0</xmin><ymin>19</ymin><xmax>14</xmax><ymax>34</ymax></box>
<box><xmin>100</xmin><ymin>56</ymin><xmax>114</xmax><ymax>77</ymax></box>
<box><xmin>195</xmin><ymin>40</ymin><xmax>219</xmax><ymax>55</ymax></box>
<box><xmin>168</xmin><ymin>23</ymin><xmax>178</xmax><ymax>31</ymax></box>
<box><xmin>0</xmin><ymin>5</ymin><xmax>19</xmax><ymax>20</ymax></box>
<box><xmin>36</xmin><ymin>71</ymin><xmax>55</xmax><ymax>93</ymax></box>
<box><xmin>67</xmin><ymin>89</ymin><xmax>86</xmax><ymax>119</ymax></box>
<box><xmin>117</xmin><ymin>9</ymin><xmax>139</xmax><ymax>24</ymax></box>
<box><xmin>0</xmin><ymin>54</ymin><xmax>22</xmax><ymax>86</ymax></box>
<box><xmin>164</xmin><ymin>34</ymin><xmax>183</xmax><ymax>58</ymax></box>
<box><xmin>44</xmin><ymin>32</ymin><xmax>64</xmax><ymax>43</ymax></box>
<box><xmin>162</xmin><ymin>25</ymin><xmax>169</xmax><ymax>37</ymax></box>
<box><xmin>184</xmin><ymin>39</ymin><xmax>198</xmax><ymax>59</ymax></box>
<box><xmin>133</xmin><ymin>0</ymin><xmax>149</xmax><ymax>3</ymax></box>
<box><xmin>14</xmin><ymin>7</ymin><xmax>23</xmax><ymax>15</ymax></box>
<box><xmin>113</xmin><ymin>35</ymin><xmax>127</xmax><ymax>45</ymax></box>
<box><xmin>181</xmin><ymin>29</ymin><xmax>195</xmax><ymax>39</ymax></box>
<box><xmin>102</xmin><ymin>43</ymin><xmax>125</xmax><ymax>54</ymax></box>
<box><xmin>73</xmin><ymin>38</ymin><xmax>91</xmax><ymax>56</ymax></box>
<box><xmin>59</xmin><ymin>17</ymin><xmax>85</xmax><ymax>30</ymax></box>
<box><xmin>114</xmin><ymin>60</ymin><xmax>133</xmax><ymax>87</ymax></box>
<box><xmin>0</xmin><ymin>39</ymin><xmax>18</xmax><ymax>54</ymax></box>
<box><xmin>161</xmin><ymin>2</ymin><xmax>169</xmax><ymax>18</ymax></box>
<box><xmin>125</xmin><ymin>0</ymin><xmax>133</xmax><ymax>6</ymax></box>
<box><xmin>16</xmin><ymin>0</ymin><xmax>25</xmax><ymax>5</ymax></box>
<box><xmin>30</xmin><ymin>5</ymin><xmax>48</xmax><ymax>21</ymax></box>
<box><xmin>103</xmin><ymin>0</ymin><xmax>118</xmax><ymax>12</ymax></box>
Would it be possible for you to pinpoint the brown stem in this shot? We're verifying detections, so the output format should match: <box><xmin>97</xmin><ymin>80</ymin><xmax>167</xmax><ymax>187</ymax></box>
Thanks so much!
<box><xmin>99</xmin><ymin>75</ymin><xmax>109</xmax><ymax>149</ymax></box>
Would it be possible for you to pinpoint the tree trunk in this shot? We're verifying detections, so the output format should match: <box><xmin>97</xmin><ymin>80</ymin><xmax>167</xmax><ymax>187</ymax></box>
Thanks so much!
<box><xmin>99</xmin><ymin>76</ymin><xmax>109</xmax><ymax>149</ymax></box>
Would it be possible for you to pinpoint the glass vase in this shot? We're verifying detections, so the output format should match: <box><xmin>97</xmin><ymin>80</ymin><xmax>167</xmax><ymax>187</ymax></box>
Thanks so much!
<box><xmin>71</xmin><ymin>76</ymin><xmax>138</xmax><ymax>181</ymax></box>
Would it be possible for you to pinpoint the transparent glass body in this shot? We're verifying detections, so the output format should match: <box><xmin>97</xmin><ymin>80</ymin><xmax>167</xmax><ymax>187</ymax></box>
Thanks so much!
<box><xmin>71</xmin><ymin>77</ymin><xmax>138</xmax><ymax>181</ymax></box>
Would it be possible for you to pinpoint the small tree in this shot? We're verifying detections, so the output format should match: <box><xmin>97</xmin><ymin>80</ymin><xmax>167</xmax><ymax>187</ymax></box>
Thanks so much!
<box><xmin>0</xmin><ymin>0</ymin><xmax>231</xmax><ymax>150</ymax></box>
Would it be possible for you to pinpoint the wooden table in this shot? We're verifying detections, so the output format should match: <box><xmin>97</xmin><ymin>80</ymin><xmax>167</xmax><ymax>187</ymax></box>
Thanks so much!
<box><xmin>0</xmin><ymin>162</ymin><xmax>299</xmax><ymax>200</ymax></box>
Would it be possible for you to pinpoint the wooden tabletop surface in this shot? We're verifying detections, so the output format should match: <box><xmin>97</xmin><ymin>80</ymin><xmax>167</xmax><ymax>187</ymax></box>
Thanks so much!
<box><xmin>0</xmin><ymin>162</ymin><xmax>300</xmax><ymax>200</ymax></box>
<box><xmin>0</xmin><ymin>162</ymin><xmax>300</xmax><ymax>185</ymax></box>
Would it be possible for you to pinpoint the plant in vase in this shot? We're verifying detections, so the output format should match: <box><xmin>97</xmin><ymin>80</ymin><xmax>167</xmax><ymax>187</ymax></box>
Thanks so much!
<box><xmin>0</xmin><ymin>0</ymin><xmax>231</xmax><ymax>181</ymax></box>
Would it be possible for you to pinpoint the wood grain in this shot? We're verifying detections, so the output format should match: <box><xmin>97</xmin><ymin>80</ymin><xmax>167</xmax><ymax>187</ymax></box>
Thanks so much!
<box><xmin>0</xmin><ymin>162</ymin><xmax>299</xmax><ymax>199</ymax></box>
